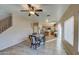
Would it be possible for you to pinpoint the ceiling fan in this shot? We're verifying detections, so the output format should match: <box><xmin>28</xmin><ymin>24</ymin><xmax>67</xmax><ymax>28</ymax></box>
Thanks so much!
<box><xmin>20</xmin><ymin>4</ymin><xmax>43</xmax><ymax>16</ymax></box>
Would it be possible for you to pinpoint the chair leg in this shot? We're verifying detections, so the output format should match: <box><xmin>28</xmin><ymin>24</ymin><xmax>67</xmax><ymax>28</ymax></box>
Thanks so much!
<box><xmin>31</xmin><ymin>43</ymin><xmax>35</xmax><ymax>49</ymax></box>
<box><xmin>34</xmin><ymin>44</ymin><xmax>37</xmax><ymax>49</ymax></box>
<box><xmin>30</xmin><ymin>43</ymin><xmax>33</xmax><ymax>48</ymax></box>
<box><xmin>37</xmin><ymin>43</ymin><xmax>39</xmax><ymax>47</ymax></box>
<box><xmin>31</xmin><ymin>44</ymin><xmax>37</xmax><ymax>49</ymax></box>
<box><xmin>43</xmin><ymin>41</ymin><xmax>45</xmax><ymax>45</ymax></box>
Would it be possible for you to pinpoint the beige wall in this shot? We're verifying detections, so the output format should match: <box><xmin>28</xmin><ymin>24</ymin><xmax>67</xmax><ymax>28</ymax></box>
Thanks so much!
<box><xmin>60</xmin><ymin>5</ymin><xmax>79</xmax><ymax>55</ymax></box>
<box><xmin>78</xmin><ymin>14</ymin><xmax>79</xmax><ymax>53</ymax></box>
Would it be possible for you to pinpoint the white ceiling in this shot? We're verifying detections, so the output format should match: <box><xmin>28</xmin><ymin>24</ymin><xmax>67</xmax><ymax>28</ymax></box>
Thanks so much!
<box><xmin>0</xmin><ymin>4</ymin><xmax>70</xmax><ymax>22</ymax></box>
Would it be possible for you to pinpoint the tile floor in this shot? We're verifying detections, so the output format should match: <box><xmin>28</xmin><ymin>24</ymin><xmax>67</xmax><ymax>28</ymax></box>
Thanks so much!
<box><xmin>0</xmin><ymin>36</ymin><xmax>66</xmax><ymax>55</ymax></box>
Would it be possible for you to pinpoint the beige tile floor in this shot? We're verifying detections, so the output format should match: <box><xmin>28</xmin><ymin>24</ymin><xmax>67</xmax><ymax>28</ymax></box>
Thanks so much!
<box><xmin>0</xmin><ymin>36</ymin><xmax>66</xmax><ymax>55</ymax></box>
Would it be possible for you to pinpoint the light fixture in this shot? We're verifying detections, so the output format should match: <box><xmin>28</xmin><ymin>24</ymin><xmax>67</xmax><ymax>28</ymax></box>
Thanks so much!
<box><xmin>46</xmin><ymin>19</ymin><xmax>48</xmax><ymax>23</ymax></box>
<box><xmin>29</xmin><ymin>11</ymin><xmax>35</xmax><ymax>15</ymax></box>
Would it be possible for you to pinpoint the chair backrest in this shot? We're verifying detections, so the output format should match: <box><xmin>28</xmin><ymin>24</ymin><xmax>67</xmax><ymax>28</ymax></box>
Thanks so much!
<box><xmin>31</xmin><ymin>36</ymin><xmax>36</xmax><ymax>44</ymax></box>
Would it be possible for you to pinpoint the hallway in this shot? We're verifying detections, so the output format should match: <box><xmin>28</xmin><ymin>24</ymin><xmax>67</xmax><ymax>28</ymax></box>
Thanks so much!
<box><xmin>0</xmin><ymin>38</ymin><xmax>66</xmax><ymax>55</ymax></box>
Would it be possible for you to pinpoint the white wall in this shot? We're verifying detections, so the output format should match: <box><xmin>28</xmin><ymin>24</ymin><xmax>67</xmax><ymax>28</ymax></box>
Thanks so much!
<box><xmin>0</xmin><ymin>13</ymin><xmax>33</xmax><ymax>50</ymax></box>
<box><xmin>0</xmin><ymin>10</ymin><xmax>10</xmax><ymax>20</ymax></box>
<box><xmin>64</xmin><ymin>16</ymin><xmax>74</xmax><ymax>46</ymax></box>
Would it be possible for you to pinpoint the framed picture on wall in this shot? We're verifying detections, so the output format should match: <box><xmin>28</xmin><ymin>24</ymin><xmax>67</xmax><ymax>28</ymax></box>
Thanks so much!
<box><xmin>0</xmin><ymin>15</ymin><xmax>12</xmax><ymax>33</ymax></box>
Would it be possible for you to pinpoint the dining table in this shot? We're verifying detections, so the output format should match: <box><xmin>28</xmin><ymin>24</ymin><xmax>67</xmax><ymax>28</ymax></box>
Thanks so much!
<box><xmin>32</xmin><ymin>33</ymin><xmax>45</xmax><ymax>45</ymax></box>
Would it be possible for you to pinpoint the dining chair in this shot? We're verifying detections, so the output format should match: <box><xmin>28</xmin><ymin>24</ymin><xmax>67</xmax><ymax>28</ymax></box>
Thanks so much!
<box><xmin>39</xmin><ymin>34</ymin><xmax>45</xmax><ymax>45</ymax></box>
<box><xmin>31</xmin><ymin>36</ymin><xmax>38</xmax><ymax>49</ymax></box>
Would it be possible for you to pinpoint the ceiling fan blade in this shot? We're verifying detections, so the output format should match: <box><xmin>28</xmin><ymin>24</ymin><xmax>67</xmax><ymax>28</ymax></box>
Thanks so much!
<box><xmin>28</xmin><ymin>13</ymin><xmax>31</xmax><ymax>16</ymax></box>
<box><xmin>35</xmin><ymin>9</ymin><xmax>43</xmax><ymax>12</ymax></box>
<box><xmin>20</xmin><ymin>10</ymin><xmax>29</xmax><ymax>12</ymax></box>
<box><xmin>27</xmin><ymin>4</ymin><xmax>32</xmax><ymax>8</ymax></box>
<box><xmin>35</xmin><ymin>13</ymin><xmax>39</xmax><ymax>16</ymax></box>
<box><xmin>27</xmin><ymin>4</ymin><xmax>35</xmax><ymax>11</ymax></box>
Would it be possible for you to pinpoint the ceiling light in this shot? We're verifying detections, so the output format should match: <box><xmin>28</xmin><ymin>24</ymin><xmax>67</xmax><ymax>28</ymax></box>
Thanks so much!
<box><xmin>46</xmin><ymin>19</ymin><xmax>48</xmax><ymax>23</ymax></box>
<box><xmin>30</xmin><ymin>11</ymin><xmax>35</xmax><ymax>15</ymax></box>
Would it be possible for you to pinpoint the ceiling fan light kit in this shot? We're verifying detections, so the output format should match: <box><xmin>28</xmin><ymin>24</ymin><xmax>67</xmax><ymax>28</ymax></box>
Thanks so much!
<box><xmin>29</xmin><ymin>11</ymin><xmax>35</xmax><ymax>15</ymax></box>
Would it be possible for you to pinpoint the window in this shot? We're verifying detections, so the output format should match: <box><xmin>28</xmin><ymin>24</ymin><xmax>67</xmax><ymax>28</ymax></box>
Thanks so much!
<box><xmin>64</xmin><ymin>16</ymin><xmax>74</xmax><ymax>46</ymax></box>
